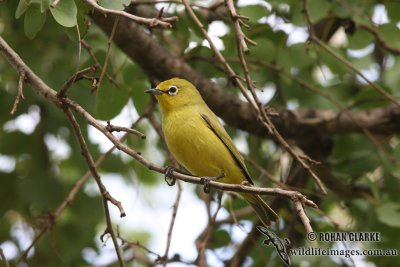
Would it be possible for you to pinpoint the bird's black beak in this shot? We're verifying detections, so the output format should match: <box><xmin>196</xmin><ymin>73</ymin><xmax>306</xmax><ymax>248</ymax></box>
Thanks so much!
<box><xmin>144</xmin><ymin>88</ymin><xmax>164</xmax><ymax>95</ymax></box>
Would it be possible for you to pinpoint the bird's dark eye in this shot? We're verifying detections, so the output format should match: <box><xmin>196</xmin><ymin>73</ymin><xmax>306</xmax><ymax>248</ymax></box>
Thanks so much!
<box><xmin>168</xmin><ymin>85</ymin><xmax>178</xmax><ymax>96</ymax></box>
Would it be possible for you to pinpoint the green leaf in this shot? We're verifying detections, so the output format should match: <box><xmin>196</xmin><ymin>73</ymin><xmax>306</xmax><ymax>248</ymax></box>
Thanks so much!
<box><xmin>209</xmin><ymin>229</ymin><xmax>231</xmax><ymax>248</ymax></box>
<box><xmin>386</xmin><ymin>2</ymin><xmax>400</xmax><ymax>22</ymax></box>
<box><xmin>376</xmin><ymin>202</ymin><xmax>400</xmax><ymax>227</ymax></box>
<box><xmin>348</xmin><ymin>28</ymin><xmax>374</xmax><ymax>50</ymax></box>
<box><xmin>24</xmin><ymin>3</ymin><xmax>46</xmax><ymax>39</ymax></box>
<box><xmin>352</xmin><ymin>55</ymin><xmax>373</xmax><ymax>70</ymax></box>
<box><xmin>172</xmin><ymin>13</ymin><xmax>191</xmax><ymax>54</ymax></box>
<box><xmin>331</xmin><ymin>134</ymin><xmax>377</xmax><ymax>178</ymax></box>
<box><xmin>0</xmin><ymin>131</ymin><xmax>33</xmax><ymax>155</ymax></box>
<box><xmin>123</xmin><ymin>63</ymin><xmax>150</xmax><ymax>114</ymax></box>
<box><xmin>99</xmin><ymin>153</ymin><xmax>129</xmax><ymax>174</ymax></box>
<box><xmin>96</xmin><ymin>81</ymin><xmax>129</xmax><ymax>120</ymax></box>
<box><xmin>186</xmin><ymin>46</ymin><xmax>216</xmax><ymax>78</ymax></box>
<box><xmin>133</xmin><ymin>160</ymin><xmax>159</xmax><ymax>185</ymax></box>
<box><xmin>277</xmin><ymin>43</ymin><xmax>315</xmax><ymax>70</ymax></box>
<box><xmin>40</xmin><ymin>0</ymin><xmax>51</xmax><ymax>12</ymax></box>
<box><xmin>248</xmin><ymin>38</ymin><xmax>276</xmax><ymax>62</ymax></box>
<box><xmin>0</xmin><ymin>173</ymin><xmax>18</xmax><ymax>213</ymax></box>
<box><xmin>50</xmin><ymin>0</ymin><xmax>77</xmax><ymax>27</ymax></box>
<box><xmin>334</xmin><ymin>1</ymin><xmax>375</xmax><ymax>24</ymax></box>
<box><xmin>184</xmin><ymin>9</ymin><xmax>208</xmax><ymax>38</ymax></box>
<box><xmin>18</xmin><ymin>174</ymin><xmax>66</xmax><ymax>209</ymax></box>
<box><xmin>307</xmin><ymin>0</ymin><xmax>331</xmax><ymax>22</ymax></box>
<box><xmin>16</xmin><ymin>0</ymin><xmax>30</xmax><ymax>19</ymax></box>
<box><xmin>64</xmin><ymin>11</ymin><xmax>89</xmax><ymax>42</ymax></box>
<box><xmin>378</xmin><ymin>23</ymin><xmax>400</xmax><ymax>49</ymax></box>
<box><xmin>239</xmin><ymin>5</ymin><xmax>270</xmax><ymax>22</ymax></box>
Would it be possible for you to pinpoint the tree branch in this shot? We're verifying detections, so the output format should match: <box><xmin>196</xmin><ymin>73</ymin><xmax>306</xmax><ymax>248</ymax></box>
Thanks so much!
<box><xmin>57</xmin><ymin>66</ymin><xmax>97</xmax><ymax>97</ymax></box>
<box><xmin>90</xmin><ymin>6</ymin><xmax>400</xmax><ymax>141</ymax></box>
<box><xmin>106</xmin><ymin>121</ymin><xmax>146</xmax><ymax>139</ymax></box>
<box><xmin>310</xmin><ymin>35</ymin><xmax>400</xmax><ymax>106</ymax></box>
<box><xmin>0</xmin><ymin>33</ymin><xmax>317</xmax><ymax>236</ymax></box>
<box><xmin>183</xmin><ymin>0</ymin><xmax>326</xmax><ymax>194</ymax></box>
<box><xmin>358</xmin><ymin>23</ymin><xmax>400</xmax><ymax>55</ymax></box>
<box><xmin>62</xmin><ymin>107</ymin><xmax>126</xmax><ymax>267</ymax></box>
<box><xmin>0</xmin><ymin>248</ymin><xmax>10</xmax><ymax>267</ymax></box>
<box><xmin>14</xmin><ymin>113</ymin><xmax>146</xmax><ymax>265</ymax></box>
<box><xmin>10</xmin><ymin>71</ymin><xmax>25</xmax><ymax>115</ymax></box>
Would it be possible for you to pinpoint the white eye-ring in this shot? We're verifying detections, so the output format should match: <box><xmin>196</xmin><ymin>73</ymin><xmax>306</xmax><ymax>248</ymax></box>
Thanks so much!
<box><xmin>168</xmin><ymin>85</ymin><xmax>178</xmax><ymax>96</ymax></box>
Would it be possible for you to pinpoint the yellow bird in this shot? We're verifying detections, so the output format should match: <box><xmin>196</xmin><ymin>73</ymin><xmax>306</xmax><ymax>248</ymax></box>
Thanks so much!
<box><xmin>145</xmin><ymin>78</ymin><xmax>279</xmax><ymax>226</ymax></box>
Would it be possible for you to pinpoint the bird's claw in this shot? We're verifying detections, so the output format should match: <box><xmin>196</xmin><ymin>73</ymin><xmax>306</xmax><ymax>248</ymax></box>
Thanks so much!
<box><xmin>200</xmin><ymin>177</ymin><xmax>211</xmax><ymax>193</ymax></box>
<box><xmin>164</xmin><ymin>166</ymin><xmax>176</xmax><ymax>186</ymax></box>
<box><xmin>200</xmin><ymin>172</ymin><xmax>225</xmax><ymax>194</ymax></box>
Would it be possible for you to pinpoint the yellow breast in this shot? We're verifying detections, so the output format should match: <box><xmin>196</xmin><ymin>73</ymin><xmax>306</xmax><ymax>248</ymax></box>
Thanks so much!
<box><xmin>162</xmin><ymin>106</ymin><xmax>245</xmax><ymax>184</ymax></box>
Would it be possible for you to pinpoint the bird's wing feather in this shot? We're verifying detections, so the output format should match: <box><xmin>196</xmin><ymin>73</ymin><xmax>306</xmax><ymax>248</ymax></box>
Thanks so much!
<box><xmin>200</xmin><ymin>113</ymin><xmax>254</xmax><ymax>185</ymax></box>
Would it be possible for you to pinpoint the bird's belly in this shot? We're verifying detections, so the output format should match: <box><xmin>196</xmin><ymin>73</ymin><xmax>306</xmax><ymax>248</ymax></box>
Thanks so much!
<box><xmin>163</xmin><ymin>113</ymin><xmax>244</xmax><ymax>184</ymax></box>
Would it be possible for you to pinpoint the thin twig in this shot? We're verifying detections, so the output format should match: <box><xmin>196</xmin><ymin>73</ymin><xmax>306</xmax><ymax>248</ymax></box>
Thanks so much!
<box><xmin>227</xmin><ymin>197</ymin><xmax>249</xmax><ymax>228</ymax></box>
<box><xmin>76</xmin><ymin>22</ymin><xmax>82</xmax><ymax>69</ymax></box>
<box><xmin>226</xmin><ymin>0</ymin><xmax>256</xmax><ymax>54</ymax></box>
<box><xmin>63</xmin><ymin>107</ymin><xmax>126</xmax><ymax>267</ymax></box>
<box><xmin>10</xmin><ymin>71</ymin><xmax>25</xmax><ymax>115</ymax></box>
<box><xmin>106</xmin><ymin>121</ymin><xmax>146</xmax><ymax>139</ymax></box>
<box><xmin>84</xmin><ymin>0</ymin><xmax>178</xmax><ymax>28</ymax></box>
<box><xmin>293</xmin><ymin>197</ymin><xmax>313</xmax><ymax>234</ymax></box>
<box><xmin>14</xmin><ymin>112</ymin><xmax>150</xmax><ymax>264</ymax></box>
<box><xmin>0</xmin><ymin>248</ymin><xmax>10</xmax><ymax>267</ymax></box>
<box><xmin>162</xmin><ymin>181</ymin><xmax>182</xmax><ymax>267</ymax></box>
<box><xmin>57</xmin><ymin>66</ymin><xmax>97</xmax><ymax>97</ymax></box>
<box><xmin>310</xmin><ymin>36</ymin><xmax>400</xmax><ymax>106</ymax></box>
<box><xmin>244</xmin><ymin>154</ymin><xmax>306</xmax><ymax>192</ymax></box>
<box><xmin>63</xmin><ymin>107</ymin><xmax>129</xmax><ymax>216</ymax></box>
<box><xmin>81</xmin><ymin>40</ymin><xmax>119</xmax><ymax>86</ymax></box>
<box><xmin>131</xmin><ymin>0</ymin><xmax>209</xmax><ymax>9</ymax></box>
<box><xmin>250</xmin><ymin>60</ymin><xmax>397</xmax><ymax>164</ymax></box>
<box><xmin>302</xmin><ymin>0</ymin><xmax>327</xmax><ymax>82</ymax></box>
<box><xmin>181</xmin><ymin>0</ymin><xmax>258</xmax><ymax>110</ymax></box>
<box><xmin>197</xmin><ymin>192</ymin><xmax>223</xmax><ymax>267</ymax></box>
<box><xmin>358</xmin><ymin>23</ymin><xmax>400</xmax><ymax>55</ymax></box>
<box><xmin>96</xmin><ymin>17</ymin><xmax>119</xmax><ymax>93</ymax></box>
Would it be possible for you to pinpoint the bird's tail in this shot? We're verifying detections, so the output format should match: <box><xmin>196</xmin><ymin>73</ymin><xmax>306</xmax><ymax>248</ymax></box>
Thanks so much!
<box><xmin>241</xmin><ymin>193</ymin><xmax>279</xmax><ymax>227</ymax></box>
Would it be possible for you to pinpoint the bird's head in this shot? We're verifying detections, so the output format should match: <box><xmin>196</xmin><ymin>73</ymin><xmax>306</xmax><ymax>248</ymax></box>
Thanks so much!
<box><xmin>145</xmin><ymin>78</ymin><xmax>203</xmax><ymax>114</ymax></box>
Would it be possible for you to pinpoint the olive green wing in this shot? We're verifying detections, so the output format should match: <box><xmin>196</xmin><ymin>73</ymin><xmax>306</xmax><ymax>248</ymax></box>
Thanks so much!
<box><xmin>200</xmin><ymin>113</ymin><xmax>254</xmax><ymax>185</ymax></box>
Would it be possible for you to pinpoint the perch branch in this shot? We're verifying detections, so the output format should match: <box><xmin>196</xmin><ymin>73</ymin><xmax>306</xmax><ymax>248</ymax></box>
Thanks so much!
<box><xmin>91</xmin><ymin>8</ymin><xmax>400</xmax><ymax>138</ymax></box>
<box><xmin>0</xmin><ymin>34</ymin><xmax>317</xmax><ymax>238</ymax></box>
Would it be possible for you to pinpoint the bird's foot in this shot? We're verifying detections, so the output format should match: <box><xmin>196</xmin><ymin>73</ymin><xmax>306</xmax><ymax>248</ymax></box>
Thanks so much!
<box><xmin>164</xmin><ymin>166</ymin><xmax>177</xmax><ymax>186</ymax></box>
<box><xmin>200</xmin><ymin>172</ymin><xmax>225</xmax><ymax>193</ymax></box>
<box><xmin>240</xmin><ymin>180</ymin><xmax>252</xmax><ymax>186</ymax></box>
